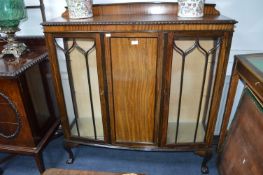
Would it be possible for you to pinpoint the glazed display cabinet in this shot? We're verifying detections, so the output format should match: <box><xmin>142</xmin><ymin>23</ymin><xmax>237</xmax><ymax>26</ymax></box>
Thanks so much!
<box><xmin>42</xmin><ymin>3</ymin><xmax>236</xmax><ymax>174</ymax></box>
<box><xmin>218</xmin><ymin>54</ymin><xmax>263</xmax><ymax>175</ymax></box>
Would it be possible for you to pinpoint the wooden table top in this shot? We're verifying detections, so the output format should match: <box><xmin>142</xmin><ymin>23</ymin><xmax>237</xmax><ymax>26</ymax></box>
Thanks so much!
<box><xmin>235</xmin><ymin>53</ymin><xmax>263</xmax><ymax>102</ymax></box>
<box><xmin>236</xmin><ymin>53</ymin><xmax>263</xmax><ymax>81</ymax></box>
<box><xmin>43</xmin><ymin>168</ymin><xmax>145</xmax><ymax>175</ymax></box>
<box><xmin>0</xmin><ymin>37</ymin><xmax>47</xmax><ymax>78</ymax></box>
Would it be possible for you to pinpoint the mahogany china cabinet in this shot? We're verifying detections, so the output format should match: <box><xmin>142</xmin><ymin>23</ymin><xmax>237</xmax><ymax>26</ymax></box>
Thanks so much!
<box><xmin>0</xmin><ymin>38</ymin><xmax>60</xmax><ymax>173</ymax></box>
<box><xmin>42</xmin><ymin>3</ymin><xmax>237</xmax><ymax>173</ymax></box>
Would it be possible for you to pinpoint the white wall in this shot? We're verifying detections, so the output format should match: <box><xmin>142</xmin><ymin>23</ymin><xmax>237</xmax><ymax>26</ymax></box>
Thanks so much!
<box><xmin>208</xmin><ymin>0</ymin><xmax>263</xmax><ymax>133</ymax></box>
<box><xmin>17</xmin><ymin>0</ymin><xmax>263</xmax><ymax>134</ymax></box>
<box><xmin>19</xmin><ymin>0</ymin><xmax>263</xmax><ymax>53</ymax></box>
<box><xmin>20</xmin><ymin>0</ymin><xmax>263</xmax><ymax>53</ymax></box>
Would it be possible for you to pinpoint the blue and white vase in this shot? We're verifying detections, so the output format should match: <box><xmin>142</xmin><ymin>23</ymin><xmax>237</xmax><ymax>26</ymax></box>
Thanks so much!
<box><xmin>66</xmin><ymin>0</ymin><xmax>93</xmax><ymax>19</ymax></box>
<box><xmin>178</xmin><ymin>0</ymin><xmax>205</xmax><ymax>17</ymax></box>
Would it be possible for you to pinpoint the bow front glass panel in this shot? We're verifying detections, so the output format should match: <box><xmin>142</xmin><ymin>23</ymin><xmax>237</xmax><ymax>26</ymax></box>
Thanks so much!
<box><xmin>167</xmin><ymin>38</ymin><xmax>221</xmax><ymax>144</ymax></box>
<box><xmin>55</xmin><ymin>37</ymin><xmax>104</xmax><ymax>141</ymax></box>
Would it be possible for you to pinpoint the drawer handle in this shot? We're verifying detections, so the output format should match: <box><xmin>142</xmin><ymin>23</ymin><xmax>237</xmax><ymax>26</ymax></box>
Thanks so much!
<box><xmin>255</xmin><ymin>82</ymin><xmax>261</xmax><ymax>86</ymax></box>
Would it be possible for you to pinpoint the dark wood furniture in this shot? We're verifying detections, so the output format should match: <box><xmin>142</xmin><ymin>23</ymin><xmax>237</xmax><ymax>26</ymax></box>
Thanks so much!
<box><xmin>43</xmin><ymin>168</ymin><xmax>144</xmax><ymax>175</ymax></box>
<box><xmin>218</xmin><ymin>53</ymin><xmax>263</xmax><ymax>174</ymax></box>
<box><xmin>42</xmin><ymin>3</ymin><xmax>236</xmax><ymax>174</ymax></box>
<box><xmin>0</xmin><ymin>37</ymin><xmax>60</xmax><ymax>173</ymax></box>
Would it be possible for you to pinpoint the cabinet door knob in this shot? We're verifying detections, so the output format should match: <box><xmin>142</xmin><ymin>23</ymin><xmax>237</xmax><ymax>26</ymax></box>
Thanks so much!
<box><xmin>100</xmin><ymin>90</ymin><xmax>104</xmax><ymax>96</ymax></box>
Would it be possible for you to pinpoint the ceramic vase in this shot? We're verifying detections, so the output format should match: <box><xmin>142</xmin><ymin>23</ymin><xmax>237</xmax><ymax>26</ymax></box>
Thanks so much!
<box><xmin>66</xmin><ymin>0</ymin><xmax>93</xmax><ymax>19</ymax></box>
<box><xmin>178</xmin><ymin>0</ymin><xmax>205</xmax><ymax>17</ymax></box>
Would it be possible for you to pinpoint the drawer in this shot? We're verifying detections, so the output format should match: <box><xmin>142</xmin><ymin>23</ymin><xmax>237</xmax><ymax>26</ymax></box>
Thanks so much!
<box><xmin>237</xmin><ymin>62</ymin><xmax>263</xmax><ymax>101</ymax></box>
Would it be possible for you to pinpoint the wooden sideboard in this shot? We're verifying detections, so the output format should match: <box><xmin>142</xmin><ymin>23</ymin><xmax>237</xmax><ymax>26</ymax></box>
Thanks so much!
<box><xmin>42</xmin><ymin>3</ymin><xmax>236</xmax><ymax>174</ymax></box>
<box><xmin>0</xmin><ymin>38</ymin><xmax>60</xmax><ymax>173</ymax></box>
<box><xmin>218</xmin><ymin>53</ymin><xmax>263</xmax><ymax>174</ymax></box>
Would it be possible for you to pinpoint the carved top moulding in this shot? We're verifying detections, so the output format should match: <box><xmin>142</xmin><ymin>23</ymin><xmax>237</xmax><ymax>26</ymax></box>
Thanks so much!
<box><xmin>42</xmin><ymin>3</ymin><xmax>237</xmax><ymax>32</ymax></box>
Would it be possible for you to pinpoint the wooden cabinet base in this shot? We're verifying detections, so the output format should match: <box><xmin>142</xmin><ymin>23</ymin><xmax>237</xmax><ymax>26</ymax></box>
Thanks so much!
<box><xmin>0</xmin><ymin>117</ymin><xmax>60</xmax><ymax>174</ymax></box>
<box><xmin>63</xmin><ymin>140</ymin><xmax>213</xmax><ymax>174</ymax></box>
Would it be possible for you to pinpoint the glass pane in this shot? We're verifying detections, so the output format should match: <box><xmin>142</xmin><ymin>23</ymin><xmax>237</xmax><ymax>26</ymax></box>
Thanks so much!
<box><xmin>25</xmin><ymin>64</ymin><xmax>50</xmax><ymax>128</ymax></box>
<box><xmin>242</xmin><ymin>54</ymin><xmax>263</xmax><ymax>75</ymax></box>
<box><xmin>55</xmin><ymin>37</ymin><xmax>104</xmax><ymax>141</ymax></box>
<box><xmin>167</xmin><ymin>38</ymin><xmax>220</xmax><ymax>144</ymax></box>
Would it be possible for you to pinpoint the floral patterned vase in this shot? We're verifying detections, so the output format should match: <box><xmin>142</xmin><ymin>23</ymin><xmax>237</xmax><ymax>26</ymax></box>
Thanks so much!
<box><xmin>178</xmin><ymin>0</ymin><xmax>205</xmax><ymax>17</ymax></box>
<box><xmin>66</xmin><ymin>0</ymin><xmax>93</xmax><ymax>19</ymax></box>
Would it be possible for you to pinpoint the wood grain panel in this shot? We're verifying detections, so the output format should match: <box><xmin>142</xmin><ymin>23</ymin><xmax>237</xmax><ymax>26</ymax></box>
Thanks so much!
<box><xmin>0</xmin><ymin>103</ymin><xmax>18</xmax><ymax>123</ymax></box>
<box><xmin>219</xmin><ymin>89</ymin><xmax>263</xmax><ymax>175</ymax></box>
<box><xmin>205</xmin><ymin>32</ymin><xmax>233</xmax><ymax>145</ymax></box>
<box><xmin>92</xmin><ymin>3</ymin><xmax>220</xmax><ymax>16</ymax></box>
<box><xmin>218</xmin><ymin>61</ymin><xmax>239</xmax><ymax>151</ymax></box>
<box><xmin>43</xmin><ymin>23</ymin><xmax>235</xmax><ymax>33</ymax></box>
<box><xmin>0</xmin><ymin>79</ymin><xmax>35</xmax><ymax>147</ymax></box>
<box><xmin>43</xmin><ymin>168</ymin><xmax>144</xmax><ymax>175</ymax></box>
<box><xmin>237</xmin><ymin>60</ymin><xmax>263</xmax><ymax>102</ymax></box>
<box><xmin>25</xmin><ymin>65</ymin><xmax>50</xmax><ymax>129</ymax></box>
<box><xmin>110</xmin><ymin>37</ymin><xmax>157</xmax><ymax>143</ymax></box>
<box><xmin>60</xmin><ymin>3</ymin><xmax>220</xmax><ymax>17</ymax></box>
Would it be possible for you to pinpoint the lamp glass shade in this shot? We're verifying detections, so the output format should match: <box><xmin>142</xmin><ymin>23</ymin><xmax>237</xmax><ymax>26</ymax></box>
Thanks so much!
<box><xmin>0</xmin><ymin>0</ymin><xmax>26</xmax><ymax>28</ymax></box>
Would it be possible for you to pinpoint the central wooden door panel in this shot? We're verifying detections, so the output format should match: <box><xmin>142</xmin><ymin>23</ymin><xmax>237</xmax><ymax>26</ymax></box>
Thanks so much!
<box><xmin>109</xmin><ymin>36</ymin><xmax>158</xmax><ymax>144</ymax></box>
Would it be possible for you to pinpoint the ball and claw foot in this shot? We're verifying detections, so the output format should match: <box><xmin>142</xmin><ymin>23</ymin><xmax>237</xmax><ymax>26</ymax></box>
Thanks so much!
<box><xmin>66</xmin><ymin>157</ymin><xmax>74</xmax><ymax>164</ymax></box>
<box><xmin>64</xmin><ymin>143</ymin><xmax>75</xmax><ymax>164</ymax></box>
<box><xmin>200</xmin><ymin>150</ymin><xmax>212</xmax><ymax>174</ymax></box>
<box><xmin>201</xmin><ymin>165</ymin><xmax>209</xmax><ymax>174</ymax></box>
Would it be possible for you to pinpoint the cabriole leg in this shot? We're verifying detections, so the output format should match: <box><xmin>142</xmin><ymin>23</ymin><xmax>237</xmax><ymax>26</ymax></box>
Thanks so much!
<box><xmin>34</xmin><ymin>152</ymin><xmax>45</xmax><ymax>173</ymax></box>
<box><xmin>201</xmin><ymin>151</ymin><xmax>212</xmax><ymax>174</ymax></box>
<box><xmin>64</xmin><ymin>142</ymin><xmax>75</xmax><ymax>164</ymax></box>
<box><xmin>195</xmin><ymin>150</ymin><xmax>213</xmax><ymax>174</ymax></box>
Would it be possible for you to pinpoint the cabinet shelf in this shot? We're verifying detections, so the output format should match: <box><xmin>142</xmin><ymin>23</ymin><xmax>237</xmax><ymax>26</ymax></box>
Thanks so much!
<box><xmin>167</xmin><ymin>122</ymin><xmax>206</xmax><ymax>144</ymax></box>
<box><xmin>71</xmin><ymin>117</ymin><xmax>104</xmax><ymax>141</ymax></box>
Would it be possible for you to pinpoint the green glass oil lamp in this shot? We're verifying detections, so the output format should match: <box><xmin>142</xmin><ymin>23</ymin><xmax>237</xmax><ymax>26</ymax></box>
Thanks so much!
<box><xmin>0</xmin><ymin>0</ymin><xmax>27</xmax><ymax>59</ymax></box>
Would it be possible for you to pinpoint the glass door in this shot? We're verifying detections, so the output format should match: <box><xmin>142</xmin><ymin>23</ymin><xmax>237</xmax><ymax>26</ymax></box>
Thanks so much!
<box><xmin>164</xmin><ymin>35</ymin><xmax>221</xmax><ymax>145</ymax></box>
<box><xmin>54</xmin><ymin>34</ymin><xmax>106</xmax><ymax>142</ymax></box>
